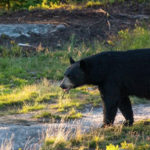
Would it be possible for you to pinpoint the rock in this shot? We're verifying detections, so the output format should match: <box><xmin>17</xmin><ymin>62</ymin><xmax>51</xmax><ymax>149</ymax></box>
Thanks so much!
<box><xmin>0</xmin><ymin>24</ymin><xmax>67</xmax><ymax>48</ymax></box>
<box><xmin>0</xmin><ymin>24</ymin><xmax>55</xmax><ymax>38</ymax></box>
<box><xmin>18</xmin><ymin>43</ymin><xmax>37</xmax><ymax>55</ymax></box>
<box><xmin>56</xmin><ymin>24</ymin><xmax>66</xmax><ymax>31</ymax></box>
<box><xmin>18</xmin><ymin>43</ymin><xmax>33</xmax><ymax>47</ymax></box>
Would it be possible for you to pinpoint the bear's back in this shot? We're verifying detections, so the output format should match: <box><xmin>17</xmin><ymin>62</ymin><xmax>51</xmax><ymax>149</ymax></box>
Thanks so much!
<box><xmin>101</xmin><ymin>49</ymin><xmax>150</xmax><ymax>98</ymax></box>
<box><xmin>100</xmin><ymin>48</ymin><xmax>150</xmax><ymax>62</ymax></box>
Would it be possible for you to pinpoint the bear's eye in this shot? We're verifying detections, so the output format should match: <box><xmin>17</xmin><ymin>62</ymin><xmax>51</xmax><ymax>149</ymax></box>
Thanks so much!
<box><xmin>67</xmin><ymin>74</ymin><xmax>71</xmax><ymax>78</ymax></box>
<box><xmin>67</xmin><ymin>74</ymin><xmax>73</xmax><ymax>79</ymax></box>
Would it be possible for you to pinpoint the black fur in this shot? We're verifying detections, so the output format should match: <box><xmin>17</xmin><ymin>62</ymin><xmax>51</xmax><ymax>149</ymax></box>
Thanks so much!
<box><xmin>61</xmin><ymin>49</ymin><xmax>150</xmax><ymax>126</ymax></box>
<box><xmin>69</xmin><ymin>57</ymin><xmax>75</xmax><ymax>64</ymax></box>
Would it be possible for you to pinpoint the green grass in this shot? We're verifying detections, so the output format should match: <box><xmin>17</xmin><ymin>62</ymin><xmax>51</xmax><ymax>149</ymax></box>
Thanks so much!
<box><xmin>34</xmin><ymin>111</ymin><xmax>61</xmax><ymax>120</ymax></box>
<box><xmin>0</xmin><ymin>26</ymin><xmax>150</xmax><ymax>118</ymax></box>
<box><xmin>115</xmin><ymin>27</ymin><xmax>150</xmax><ymax>50</ymax></box>
<box><xmin>42</xmin><ymin>120</ymin><xmax>150</xmax><ymax>150</ymax></box>
<box><xmin>0</xmin><ymin>78</ymin><xmax>101</xmax><ymax>118</ymax></box>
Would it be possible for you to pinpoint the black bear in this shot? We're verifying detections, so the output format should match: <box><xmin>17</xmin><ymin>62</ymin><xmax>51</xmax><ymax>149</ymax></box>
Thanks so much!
<box><xmin>60</xmin><ymin>49</ymin><xmax>150</xmax><ymax>127</ymax></box>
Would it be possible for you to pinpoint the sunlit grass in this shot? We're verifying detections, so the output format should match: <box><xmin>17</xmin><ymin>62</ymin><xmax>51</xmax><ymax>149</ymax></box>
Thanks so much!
<box><xmin>29</xmin><ymin>2</ymin><xmax>66</xmax><ymax>10</ymax></box>
<box><xmin>65</xmin><ymin>108</ymin><xmax>83</xmax><ymax>120</ymax></box>
<box><xmin>0</xmin><ymin>78</ymin><xmax>100</xmax><ymax>118</ymax></box>
<box><xmin>0</xmin><ymin>0</ymin><xmax>149</xmax><ymax>12</ymax></box>
<box><xmin>28</xmin><ymin>0</ymin><xmax>149</xmax><ymax>12</ymax></box>
<box><xmin>33</xmin><ymin>111</ymin><xmax>61</xmax><ymax>120</ymax></box>
<box><xmin>28</xmin><ymin>0</ymin><xmax>124</xmax><ymax>11</ymax></box>
<box><xmin>86</xmin><ymin>1</ymin><xmax>102</xmax><ymax>7</ymax></box>
<box><xmin>42</xmin><ymin>120</ymin><xmax>150</xmax><ymax>150</ymax></box>
<box><xmin>0</xmin><ymin>84</ymin><xmax>37</xmax><ymax>108</ymax></box>
<box><xmin>20</xmin><ymin>103</ymin><xmax>45</xmax><ymax>113</ymax></box>
<box><xmin>50</xmin><ymin>86</ymin><xmax>101</xmax><ymax>112</ymax></box>
<box><xmin>0</xmin><ymin>78</ymin><xmax>59</xmax><ymax>113</ymax></box>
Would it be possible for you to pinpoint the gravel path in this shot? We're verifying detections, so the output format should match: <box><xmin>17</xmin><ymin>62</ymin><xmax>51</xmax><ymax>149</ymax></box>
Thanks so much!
<box><xmin>0</xmin><ymin>104</ymin><xmax>150</xmax><ymax>150</ymax></box>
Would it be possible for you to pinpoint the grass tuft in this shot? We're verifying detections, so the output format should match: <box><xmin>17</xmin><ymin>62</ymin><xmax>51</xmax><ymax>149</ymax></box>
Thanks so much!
<box><xmin>42</xmin><ymin>120</ymin><xmax>150</xmax><ymax>150</ymax></box>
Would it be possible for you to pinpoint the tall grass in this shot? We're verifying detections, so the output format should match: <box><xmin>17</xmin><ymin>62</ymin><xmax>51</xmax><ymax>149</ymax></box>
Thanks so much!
<box><xmin>115</xmin><ymin>27</ymin><xmax>150</xmax><ymax>50</ymax></box>
<box><xmin>0</xmin><ymin>77</ymin><xmax>100</xmax><ymax>117</ymax></box>
<box><xmin>42</xmin><ymin>120</ymin><xmax>150</xmax><ymax>150</ymax></box>
<box><xmin>0</xmin><ymin>135</ymin><xmax>14</xmax><ymax>150</ymax></box>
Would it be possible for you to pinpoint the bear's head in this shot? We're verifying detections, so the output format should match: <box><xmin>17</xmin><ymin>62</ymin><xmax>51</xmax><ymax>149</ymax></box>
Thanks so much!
<box><xmin>60</xmin><ymin>57</ymin><xmax>89</xmax><ymax>92</ymax></box>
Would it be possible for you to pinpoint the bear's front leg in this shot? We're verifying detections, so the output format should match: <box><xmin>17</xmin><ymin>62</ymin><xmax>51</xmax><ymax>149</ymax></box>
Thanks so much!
<box><xmin>99</xmin><ymin>84</ymin><xmax>120</xmax><ymax>127</ymax></box>
<box><xmin>102</xmin><ymin>97</ymin><xmax>119</xmax><ymax>127</ymax></box>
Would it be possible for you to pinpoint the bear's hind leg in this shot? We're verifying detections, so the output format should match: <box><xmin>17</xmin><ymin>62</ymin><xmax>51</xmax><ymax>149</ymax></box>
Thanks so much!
<box><xmin>118</xmin><ymin>96</ymin><xmax>134</xmax><ymax>126</ymax></box>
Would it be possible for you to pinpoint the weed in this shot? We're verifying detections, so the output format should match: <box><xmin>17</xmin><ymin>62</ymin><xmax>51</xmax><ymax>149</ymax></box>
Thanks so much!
<box><xmin>20</xmin><ymin>103</ymin><xmax>45</xmax><ymax>113</ymax></box>
<box><xmin>64</xmin><ymin>108</ymin><xmax>83</xmax><ymax>120</ymax></box>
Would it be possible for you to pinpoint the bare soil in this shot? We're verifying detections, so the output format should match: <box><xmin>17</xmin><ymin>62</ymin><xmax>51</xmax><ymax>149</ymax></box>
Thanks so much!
<box><xmin>0</xmin><ymin>1</ymin><xmax>150</xmax><ymax>48</ymax></box>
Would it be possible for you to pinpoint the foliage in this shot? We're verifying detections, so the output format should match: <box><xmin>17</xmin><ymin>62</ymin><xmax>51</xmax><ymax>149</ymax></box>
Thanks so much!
<box><xmin>106</xmin><ymin>144</ymin><xmax>119</xmax><ymax>150</ymax></box>
<box><xmin>0</xmin><ymin>0</ymin><xmax>149</xmax><ymax>10</ymax></box>
<box><xmin>106</xmin><ymin>26</ymin><xmax>150</xmax><ymax>51</ymax></box>
<box><xmin>86</xmin><ymin>1</ymin><xmax>102</xmax><ymax>7</ymax></box>
<box><xmin>116</xmin><ymin>27</ymin><xmax>150</xmax><ymax>50</ymax></box>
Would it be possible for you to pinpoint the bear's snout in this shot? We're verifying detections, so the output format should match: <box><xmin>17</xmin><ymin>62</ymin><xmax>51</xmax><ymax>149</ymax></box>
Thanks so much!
<box><xmin>60</xmin><ymin>82</ymin><xmax>66</xmax><ymax>89</ymax></box>
<box><xmin>60</xmin><ymin>77</ymin><xmax>74</xmax><ymax>92</ymax></box>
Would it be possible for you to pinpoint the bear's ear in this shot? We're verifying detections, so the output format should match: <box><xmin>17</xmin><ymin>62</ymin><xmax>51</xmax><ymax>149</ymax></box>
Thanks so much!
<box><xmin>69</xmin><ymin>57</ymin><xmax>75</xmax><ymax>64</ymax></box>
<box><xmin>80</xmin><ymin>60</ymin><xmax>88</xmax><ymax>72</ymax></box>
